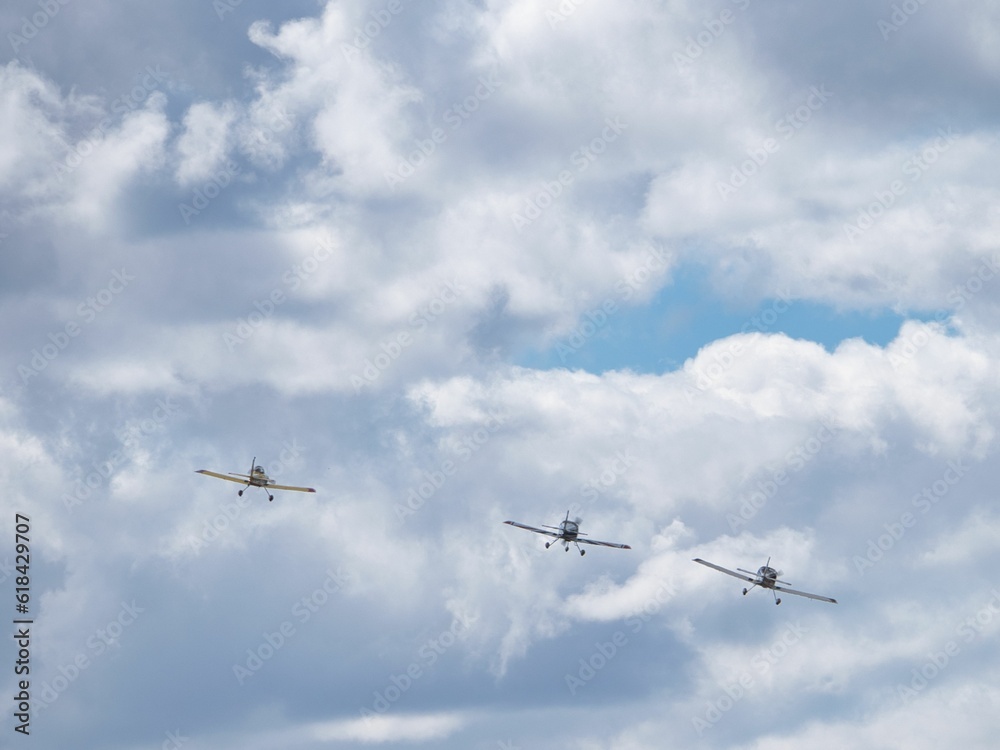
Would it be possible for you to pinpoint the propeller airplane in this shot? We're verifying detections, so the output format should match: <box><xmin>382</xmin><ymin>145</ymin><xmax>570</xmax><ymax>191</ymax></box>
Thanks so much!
<box><xmin>693</xmin><ymin>557</ymin><xmax>837</xmax><ymax>605</ymax></box>
<box><xmin>196</xmin><ymin>457</ymin><xmax>316</xmax><ymax>502</ymax></box>
<box><xmin>504</xmin><ymin>511</ymin><xmax>632</xmax><ymax>556</ymax></box>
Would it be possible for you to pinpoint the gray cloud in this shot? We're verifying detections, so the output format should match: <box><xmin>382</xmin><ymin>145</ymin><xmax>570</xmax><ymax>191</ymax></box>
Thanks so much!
<box><xmin>3</xmin><ymin>1</ymin><xmax>1000</xmax><ymax>748</ymax></box>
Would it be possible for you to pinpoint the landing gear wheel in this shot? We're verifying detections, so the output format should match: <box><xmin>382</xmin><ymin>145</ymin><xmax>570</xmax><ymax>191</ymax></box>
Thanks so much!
<box><xmin>238</xmin><ymin>489</ymin><xmax>243</xmax><ymax>496</ymax></box>
<box><xmin>268</xmin><ymin>494</ymin><xmax>274</xmax><ymax>502</ymax></box>
<box><xmin>545</xmin><ymin>542</ymin><xmax>551</xmax><ymax>549</ymax></box>
<box><xmin>564</xmin><ymin>546</ymin><xmax>569</xmax><ymax>552</ymax></box>
<box><xmin>580</xmin><ymin>549</ymin><xmax>586</xmax><ymax>556</ymax></box>
<box><xmin>775</xmin><ymin>598</ymin><xmax>781</xmax><ymax>605</ymax></box>
<box><xmin>742</xmin><ymin>588</ymin><xmax>748</xmax><ymax>595</ymax></box>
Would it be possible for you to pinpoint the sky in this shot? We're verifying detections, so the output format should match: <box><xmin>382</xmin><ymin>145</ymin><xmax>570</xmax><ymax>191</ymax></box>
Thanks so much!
<box><xmin>2</xmin><ymin>1</ymin><xmax>1000</xmax><ymax>748</ymax></box>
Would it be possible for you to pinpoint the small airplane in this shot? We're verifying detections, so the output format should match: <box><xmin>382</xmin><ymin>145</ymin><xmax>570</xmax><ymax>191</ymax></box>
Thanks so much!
<box><xmin>504</xmin><ymin>512</ymin><xmax>632</xmax><ymax>556</ymax></box>
<box><xmin>195</xmin><ymin>457</ymin><xmax>316</xmax><ymax>502</ymax></box>
<box><xmin>693</xmin><ymin>557</ymin><xmax>837</xmax><ymax>605</ymax></box>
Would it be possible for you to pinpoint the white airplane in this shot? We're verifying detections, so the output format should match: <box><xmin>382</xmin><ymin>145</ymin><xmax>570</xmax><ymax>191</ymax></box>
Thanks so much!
<box><xmin>504</xmin><ymin>512</ymin><xmax>632</xmax><ymax>556</ymax></box>
<box><xmin>196</xmin><ymin>457</ymin><xmax>316</xmax><ymax>502</ymax></box>
<box><xmin>693</xmin><ymin>557</ymin><xmax>837</xmax><ymax>605</ymax></box>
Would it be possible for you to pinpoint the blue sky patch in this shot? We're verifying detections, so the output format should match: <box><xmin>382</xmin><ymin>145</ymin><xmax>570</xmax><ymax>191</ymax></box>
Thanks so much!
<box><xmin>519</xmin><ymin>266</ymin><xmax>945</xmax><ymax>374</ymax></box>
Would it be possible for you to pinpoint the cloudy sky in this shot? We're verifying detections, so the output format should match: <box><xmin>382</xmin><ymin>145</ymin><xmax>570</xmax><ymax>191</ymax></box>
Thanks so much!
<box><xmin>3</xmin><ymin>0</ymin><xmax>1000</xmax><ymax>748</ymax></box>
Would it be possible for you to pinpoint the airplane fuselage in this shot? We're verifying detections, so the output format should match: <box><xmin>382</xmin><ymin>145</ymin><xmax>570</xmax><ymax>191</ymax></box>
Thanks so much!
<box><xmin>558</xmin><ymin>520</ymin><xmax>579</xmax><ymax>541</ymax></box>
<box><xmin>757</xmin><ymin>566</ymin><xmax>779</xmax><ymax>587</ymax></box>
<box><xmin>246</xmin><ymin>467</ymin><xmax>274</xmax><ymax>487</ymax></box>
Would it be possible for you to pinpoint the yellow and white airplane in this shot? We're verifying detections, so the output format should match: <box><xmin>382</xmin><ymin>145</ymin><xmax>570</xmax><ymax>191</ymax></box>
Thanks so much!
<box><xmin>196</xmin><ymin>457</ymin><xmax>316</xmax><ymax>502</ymax></box>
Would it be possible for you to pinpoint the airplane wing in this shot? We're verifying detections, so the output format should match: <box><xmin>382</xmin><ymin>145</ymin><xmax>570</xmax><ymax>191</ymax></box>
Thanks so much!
<box><xmin>693</xmin><ymin>558</ymin><xmax>757</xmax><ymax>584</ymax></box>
<box><xmin>578</xmin><ymin>537</ymin><xmax>631</xmax><ymax>549</ymax></box>
<box><xmin>504</xmin><ymin>520</ymin><xmax>560</xmax><ymax>538</ymax></box>
<box><xmin>267</xmin><ymin>483</ymin><xmax>316</xmax><ymax>493</ymax></box>
<box><xmin>773</xmin><ymin>584</ymin><xmax>837</xmax><ymax>604</ymax></box>
<box><xmin>196</xmin><ymin>470</ymin><xmax>250</xmax><ymax>485</ymax></box>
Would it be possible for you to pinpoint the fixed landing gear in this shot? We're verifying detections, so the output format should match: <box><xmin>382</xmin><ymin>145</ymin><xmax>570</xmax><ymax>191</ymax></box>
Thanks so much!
<box><xmin>580</xmin><ymin>549</ymin><xmax>586</xmax><ymax>556</ymax></box>
<box><xmin>742</xmin><ymin>588</ymin><xmax>748</xmax><ymax>595</ymax></box>
<box><xmin>775</xmin><ymin>598</ymin><xmax>781</xmax><ymax>605</ymax></box>
<box><xmin>238</xmin><ymin>485</ymin><xmax>273</xmax><ymax>501</ymax></box>
<box><xmin>544</xmin><ymin>540</ymin><xmax>584</xmax><ymax>555</ymax></box>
